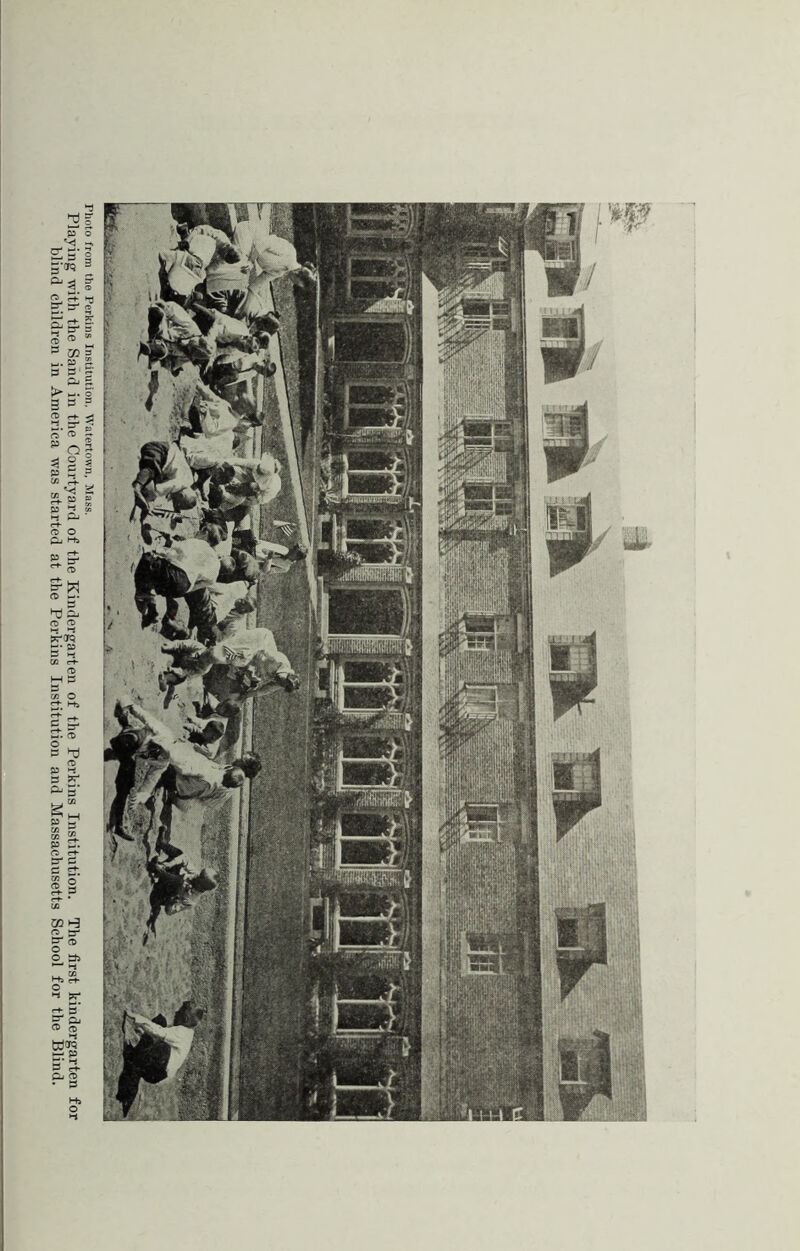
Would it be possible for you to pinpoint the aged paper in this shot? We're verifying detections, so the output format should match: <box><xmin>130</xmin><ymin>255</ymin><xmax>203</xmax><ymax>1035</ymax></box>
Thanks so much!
<box><xmin>2</xmin><ymin>0</ymin><xmax>796</xmax><ymax>1246</ymax></box>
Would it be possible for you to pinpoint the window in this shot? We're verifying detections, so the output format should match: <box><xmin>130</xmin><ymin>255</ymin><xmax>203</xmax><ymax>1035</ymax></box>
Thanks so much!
<box><xmin>463</xmin><ymin>419</ymin><xmax>513</xmax><ymax>450</ymax></box>
<box><xmin>545</xmin><ymin>238</ymin><xmax>577</xmax><ymax>263</ymax></box>
<box><xmin>347</xmin><ymin>255</ymin><xmax>408</xmax><ymax>301</ymax></box>
<box><xmin>467</xmin><ymin>1106</ymin><xmax>525</xmax><ymax>1121</ymax></box>
<box><xmin>338</xmin><ymin>812</ymin><xmax>403</xmax><ymax>866</ymax></box>
<box><xmin>466</xmin><ymin>934</ymin><xmax>516</xmax><ymax>974</ymax></box>
<box><xmin>555</xmin><ymin>905</ymin><xmax>608</xmax><ymax>963</ymax></box>
<box><xmin>348</xmin><ymin>203</ymin><xmax>410</xmax><ymax>237</ymax></box>
<box><xmin>543</xmin><ymin>407</ymin><xmax>586</xmax><ymax>442</ymax></box>
<box><xmin>345</xmin><ymin>382</ymin><xmax>407</xmax><ymax>429</ymax></box>
<box><xmin>549</xmin><ymin>637</ymin><xmax>594</xmax><ymax>675</ymax></box>
<box><xmin>335</xmin><ymin>975</ymin><xmax>400</xmax><ymax>1032</ymax></box>
<box><xmin>559</xmin><ymin>1050</ymin><xmax>585</xmax><ymax>1085</ymax></box>
<box><xmin>342</xmin><ymin>517</ymin><xmax>405</xmax><ymax>565</ymax></box>
<box><xmin>336</xmin><ymin>892</ymin><xmax>401</xmax><ymax>949</ymax></box>
<box><xmin>327</xmin><ymin>588</ymin><xmax>405</xmax><ymax>637</ymax></box>
<box><xmin>340</xmin><ymin>736</ymin><xmax>404</xmax><ymax>789</ymax></box>
<box><xmin>464</xmin><ymin>616</ymin><xmax>496</xmax><ymax>651</ymax></box>
<box><xmin>546</xmin><ymin>503</ymin><xmax>587</xmax><ymax>532</ymax></box>
<box><xmin>545</xmin><ymin>209</ymin><xmax>578</xmax><ymax>237</ymax></box>
<box><xmin>462</xmin><ymin>242</ymin><xmax>509</xmax><ymax>272</ymax></box>
<box><xmin>335</xmin><ymin>321</ymin><xmax>407</xmax><ymax>363</ymax></box>
<box><xmin>464</xmin><ymin>684</ymin><xmax>497</xmax><ymax>716</ymax></box>
<box><xmin>465</xmin><ymin>804</ymin><xmax>502</xmax><ymax>841</ymax></box>
<box><xmin>464</xmin><ymin>483</ymin><xmax>513</xmax><ymax>516</ymax></box>
<box><xmin>340</xmin><ymin>660</ymin><xmax>404</xmax><ymax>711</ymax></box>
<box><xmin>552</xmin><ymin>755</ymin><xmax>599</xmax><ymax>796</ymax></box>
<box><xmin>541</xmin><ymin>315</ymin><xmax>580</xmax><ymax>341</ymax></box>
<box><xmin>462</xmin><ymin>298</ymin><xmax>511</xmax><ymax>329</ymax></box>
<box><xmin>484</xmin><ymin>203</ymin><xmax>516</xmax><ymax>214</ymax></box>
<box><xmin>556</xmin><ymin>917</ymin><xmax>581</xmax><ymax>951</ymax></box>
<box><xmin>345</xmin><ymin>449</ymin><xmax>406</xmax><ymax>498</ymax></box>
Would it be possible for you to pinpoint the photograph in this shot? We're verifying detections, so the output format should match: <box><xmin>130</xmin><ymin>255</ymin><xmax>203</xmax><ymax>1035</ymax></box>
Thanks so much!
<box><xmin>102</xmin><ymin>200</ymin><xmax>694</xmax><ymax>1121</ymax></box>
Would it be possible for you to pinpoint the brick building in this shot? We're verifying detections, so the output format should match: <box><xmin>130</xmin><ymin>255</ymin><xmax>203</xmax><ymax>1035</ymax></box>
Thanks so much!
<box><xmin>306</xmin><ymin>202</ymin><xmax>647</xmax><ymax>1121</ymax></box>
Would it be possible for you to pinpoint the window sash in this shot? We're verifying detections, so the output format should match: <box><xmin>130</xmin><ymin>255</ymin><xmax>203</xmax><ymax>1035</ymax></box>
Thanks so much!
<box><xmin>462</xmin><ymin>298</ymin><xmax>511</xmax><ymax>329</ymax></box>
<box><xmin>348</xmin><ymin>256</ymin><xmax>408</xmax><ymax>301</ymax></box>
<box><xmin>462</xmin><ymin>242</ymin><xmax>509</xmax><ymax>272</ymax></box>
<box><xmin>465</xmin><ymin>804</ymin><xmax>501</xmax><ymax>841</ymax></box>
<box><xmin>466</xmin><ymin>934</ymin><xmax>514</xmax><ymax>974</ymax></box>
<box><xmin>556</xmin><ymin>918</ymin><xmax>582</xmax><ymax>951</ymax></box>
<box><xmin>345</xmin><ymin>382</ymin><xmax>407</xmax><ymax>428</ymax></box>
<box><xmin>464</xmin><ymin>483</ymin><xmax>514</xmax><ymax>516</ymax></box>
<box><xmin>542</xmin><ymin>316</ymin><xmax>580</xmax><ymax>340</ymax></box>
<box><xmin>550</xmin><ymin>641</ymin><xmax>593</xmax><ymax>673</ymax></box>
<box><xmin>545</xmin><ymin>209</ymin><xmax>577</xmax><ymax>237</ymax></box>
<box><xmin>464</xmin><ymin>684</ymin><xmax>498</xmax><ymax>715</ymax></box>
<box><xmin>463</xmin><ymin>419</ymin><xmax>513</xmax><ymax>450</ymax></box>
<box><xmin>553</xmin><ymin>760</ymin><xmax>598</xmax><ymax>793</ymax></box>
<box><xmin>559</xmin><ymin>1051</ymin><xmax>585</xmax><ymax>1084</ymax></box>
<box><xmin>543</xmin><ymin>409</ymin><xmax>585</xmax><ymax>440</ymax></box>
<box><xmin>466</xmin><ymin>1106</ymin><xmax>525</xmax><ymax>1121</ymax></box>
<box><xmin>545</xmin><ymin>238</ymin><xmax>576</xmax><ymax>262</ymax></box>
<box><xmin>464</xmin><ymin>616</ymin><xmax>497</xmax><ymax>651</ymax></box>
<box><xmin>547</xmin><ymin>504</ymin><xmax>587</xmax><ymax>532</ymax></box>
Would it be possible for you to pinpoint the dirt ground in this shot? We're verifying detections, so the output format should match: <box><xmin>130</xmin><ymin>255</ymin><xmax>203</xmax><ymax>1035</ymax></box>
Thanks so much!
<box><xmin>103</xmin><ymin>204</ymin><xmax>318</xmax><ymax>1120</ymax></box>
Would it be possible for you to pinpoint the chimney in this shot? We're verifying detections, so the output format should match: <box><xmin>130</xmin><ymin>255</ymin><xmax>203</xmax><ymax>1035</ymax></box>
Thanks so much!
<box><xmin>623</xmin><ymin>526</ymin><xmax>652</xmax><ymax>551</ymax></box>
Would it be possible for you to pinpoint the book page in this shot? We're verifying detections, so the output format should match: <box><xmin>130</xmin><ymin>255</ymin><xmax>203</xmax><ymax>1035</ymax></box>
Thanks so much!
<box><xmin>2</xmin><ymin>1</ymin><xmax>796</xmax><ymax>1247</ymax></box>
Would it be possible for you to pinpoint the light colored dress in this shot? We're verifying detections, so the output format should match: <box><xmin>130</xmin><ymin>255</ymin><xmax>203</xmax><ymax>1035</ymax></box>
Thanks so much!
<box><xmin>190</xmin><ymin>382</ymin><xmax>243</xmax><ymax>438</ymax></box>
<box><xmin>232</xmin><ymin>223</ymin><xmax>299</xmax><ymax>279</ymax></box>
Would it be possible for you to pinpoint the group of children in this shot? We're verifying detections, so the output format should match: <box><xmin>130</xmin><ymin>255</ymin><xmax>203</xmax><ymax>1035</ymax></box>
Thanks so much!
<box><xmin>109</xmin><ymin>213</ymin><xmax>317</xmax><ymax>1116</ymax></box>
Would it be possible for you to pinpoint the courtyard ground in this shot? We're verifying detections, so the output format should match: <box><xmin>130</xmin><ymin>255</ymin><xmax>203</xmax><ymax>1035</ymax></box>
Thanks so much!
<box><xmin>103</xmin><ymin>203</ymin><xmax>319</xmax><ymax>1120</ymax></box>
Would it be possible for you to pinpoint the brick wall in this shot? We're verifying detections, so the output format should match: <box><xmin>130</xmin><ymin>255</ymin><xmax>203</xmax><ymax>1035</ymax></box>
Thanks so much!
<box><xmin>435</xmin><ymin>248</ymin><xmax>531</xmax><ymax>1118</ymax></box>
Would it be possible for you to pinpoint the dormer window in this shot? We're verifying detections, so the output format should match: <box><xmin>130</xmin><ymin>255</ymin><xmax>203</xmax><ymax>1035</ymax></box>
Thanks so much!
<box><xmin>540</xmin><ymin>309</ymin><xmax>583</xmax><ymax>348</ymax></box>
<box><xmin>552</xmin><ymin>752</ymin><xmax>601</xmax><ymax>803</ymax></box>
<box><xmin>543</xmin><ymin>406</ymin><xmax>587</xmax><ymax>446</ymax></box>
<box><xmin>543</xmin><ymin>406</ymin><xmax>589</xmax><ymax>479</ymax></box>
<box><xmin>545</xmin><ymin>208</ymin><xmax>578</xmax><ymax>238</ymax></box>
<box><xmin>556</xmin><ymin>905</ymin><xmax>607</xmax><ymax>963</ymax></box>
<box><xmin>549</xmin><ymin>635</ymin><xmax>596</xmax><ymax>683</ymax></box>
<box><xmin>546</xmin><ymin>499</ymin><xmax>589</xmax><ymax>537</ymax></box>
<box><xmin>558</xmin><ymin>1033</ymin><xmax>613</xmax><ymax>1119</ymax></box>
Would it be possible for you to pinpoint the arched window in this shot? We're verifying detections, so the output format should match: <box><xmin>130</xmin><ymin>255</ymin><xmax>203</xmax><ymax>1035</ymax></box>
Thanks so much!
<box><xmin>335</xmin><ymin>320</ymin><xmax>408</xmax><ymax>362</ymax></box>
<box><xmin>348</xmin><ymin>255</ymin><xmax>409</xmax><ymax>301</ymax></box>
<box><xmin>327</xmin><ymin>588</ymin><xmax>406</xmax><ymax>636</ymax></box>
<box><xmin>345</xmin><ymin>382</ymin><xmax>408</xmax><ymax>429</ymax></box>
<box><xmin>334</xmin><ymin>973</ymin><xmax>401</xmax><ymax>1032</ymax></box>
<box><xmin>345</xmin><ymin>449</ymin><xmax>406</xmax><ymax>498</ymax></box>
<box><xmin>347</xmin><ymin>203</ymin><xmax>411</xmax><ymax>237</ymax></box>
<box><xmin>338</xmin><ymin>811</ymin><xmax>403</xmax><ymax>866</ymax></box>
<box><xmin>340</xmin><ymin>735</ymin><xmax>404</xmax><ymax>789</ymax></box>
<box><xmin>336</xmin><ymin>891</ymin><xmax>402</xmax><ymax>948</ymax></box>
<box><xmin>342</xmin><ymin>517</ymin><xmax>405</xmax><ymax>564</ymax></box>
<box><xmin>340</xmin><ymin>661</ymin><xmax>405</xmax><ymax>711</ymax></box>
<box><xmin>332</xmin><ymin>1064</ymin><xmax>398</xmax><ymax>1120</ymax></box>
